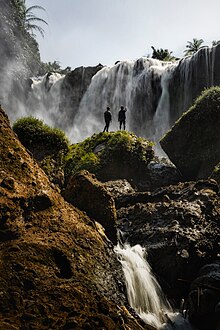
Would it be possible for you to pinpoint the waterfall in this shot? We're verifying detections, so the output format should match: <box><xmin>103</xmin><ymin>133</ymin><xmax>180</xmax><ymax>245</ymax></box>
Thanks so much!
<box><xmin>114</xmin><ymin>243</ymin><xmax>194</xmax><ymax>330</ymax></box>
<box><xmin>25</xmin><ymin>72</ymin><xmax>65</xmax><ymax>128</ymax></box>
<box><xmin>72</xmin><ymin>58</ymin><xmax>177</xmax><ymax>145</ymax></box>
<box><xmin>19</xmin><ymin>46</ymin><xmax>220</xmax><ymax>149</ymax></box>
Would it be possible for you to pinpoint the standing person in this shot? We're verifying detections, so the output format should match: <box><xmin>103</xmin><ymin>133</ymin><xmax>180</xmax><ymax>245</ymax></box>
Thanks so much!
<box><xmin>118</xmin><ymin>105</ymin><xmax>127</xmax><ymax>130</ymax></box>
<box><xmin>103</xmin><ymin>106</ymin><xmax>112</xmax><ymax>132</ymax></box>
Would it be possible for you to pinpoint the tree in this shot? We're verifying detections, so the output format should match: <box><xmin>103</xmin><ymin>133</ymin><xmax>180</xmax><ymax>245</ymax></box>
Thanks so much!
<box><xmin>15</xmin><ymin>0</ymin><xmax>48</xmax><ymax>37</ymax></box>
<box><xmin>151</xmin><ymin>46</ymin><xmax>175</xmax><ymax>61</ymax></box>
<box><xmin>184</xmin><ymin>38</ymin><xmax>204</xmax><ymax>56</ymax></box>
<box><xmin>212</xmin><ymin>40</ymin><xmax>220</xmax><ymax>47</ymax></box>
<box><xmin>38</xmin><ymin>61</ymin><xmax>72</xmax><ymax>76</ymax></box>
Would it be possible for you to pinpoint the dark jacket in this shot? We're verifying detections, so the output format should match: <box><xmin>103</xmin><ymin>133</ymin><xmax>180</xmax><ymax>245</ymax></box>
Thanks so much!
<box><xmin>118</xmin><ymin>109</ymin><xmax>126</xmax><ymax>121</ymax></box>
<box><xmin>104</xmin><ymin>110</ymin><xmax>112</xmax><ymax>122</ymax></box>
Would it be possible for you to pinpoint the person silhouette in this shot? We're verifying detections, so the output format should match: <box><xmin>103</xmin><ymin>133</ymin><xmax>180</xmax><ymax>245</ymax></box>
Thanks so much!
<box><xmin>103</xmin><ymin>107</ymin><xmax>112</xmax><ymax>132</ymax></box>
<box><xmin>118</xmin><ymin>106</ymin><xmax>127</xmax><ymax>130</ymax></box>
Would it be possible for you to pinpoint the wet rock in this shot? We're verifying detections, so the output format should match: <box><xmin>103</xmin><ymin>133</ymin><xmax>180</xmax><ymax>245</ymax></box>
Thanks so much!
<box><xmin>188</xmin><ymin>261</ymin><xmax>220</xmax><ymax>330</ymax></box>
<box><xmin>136</xmin><ymin>157</ymin><xmax>182</xmax><ymax>191</ymax></box>
<box><xmin>103</xmin><ymin>179</ymin><xmax>136</xmax><ymax>198</ymax></box>
<box><xmin>59</xmin><ymin>64</ymin><xmax>103</xmax><ymax>127</ymax></box>
<box><xmin>116</xmin><ymin>180</ymin><xmax>220</xmax><ymax>304</ymax></box>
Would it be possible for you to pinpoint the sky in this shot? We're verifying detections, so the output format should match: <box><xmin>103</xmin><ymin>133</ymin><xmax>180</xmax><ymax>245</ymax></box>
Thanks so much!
<box><xmin>26</xmin><ymin>0</ymin><xmax>220</xmax><ymax>70</ymax></box>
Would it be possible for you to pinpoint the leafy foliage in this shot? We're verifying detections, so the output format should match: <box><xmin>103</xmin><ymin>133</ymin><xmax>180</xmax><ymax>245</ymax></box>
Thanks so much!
<box><xmin>65</xmin><ymin>131</ymin><xmax>154</xmax><ymax>179</ymax></box>
<box><xmin>151</xmin><ymin>46</ymin><xmax>175</xmax><ymax>61</ymax></box>
<box><xmin>38</xmin><ymin>61</ymin><xmax>72</xmax><ymax>76</ymax></box>
<box><xmin>15</xmin><ymin>0</ymin><xmax>48</xmax><ymax>38</ymax></box>
<box><xmin>212</xmin><ymin>40</ymin><xmax>220</xmax><ymax>47</ymax></box>
<box><xmin>171</xmin><ymin>86</ymin><xmax>220</xmax><ymax>128</ymax></box>
<box><xmin>13</xmin><ymin>117</ymin><xmax>69</xmax><ymax>152</ymax></box>
<box><xmin>184</xmin><ymin>38</ymin><xmax>204</xmax><ymax>56</ymax></box>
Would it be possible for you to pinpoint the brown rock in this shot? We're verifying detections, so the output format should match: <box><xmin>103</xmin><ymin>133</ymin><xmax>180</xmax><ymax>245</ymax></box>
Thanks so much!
<box><xmin>62</xmin><ymin>170</ymin><xmax>117</xmax><ymax>244</ymax></box>
<box><xmin>0</xmin><ymin>107</ymin><xmax>149</xmax><ymax>329</ymax></box>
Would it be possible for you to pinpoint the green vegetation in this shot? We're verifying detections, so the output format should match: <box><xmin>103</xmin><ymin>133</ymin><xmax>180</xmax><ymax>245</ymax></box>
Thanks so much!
<box><xmin>151</xmin><ymin>46</ymin><xmax>175</xmax><ymax>61</ymax></box>
<box><xmin>65</xmin><ymin>131</ymin><xmax>154</xmax><ymax>180</ymax></box>
<box><xmin>13</xmin><ymin>117</ymin><xmax>70</xmax><ymax>185</ymax></box>
<box><xmin>160</xmin><ymin>86</ymin><xmax>220</xmax><ymax>179</ymax></box>
<box><xmin>13</xmin><ymin>117</ymin><xmax>69</xmax><ymax>152</ymax></box>
<box><xmin>184</xmin><ymin>38</ymin><xmax>204</xmax><ymax>56</ymax></box>
<box><xmin>164</xmin><ymin>86</ymin><xmax>220</xmax><ymax>135</ymax></box>
<box><xmin>38</xmin><ymin>61</ymin><xmax>72</xmax><ymax>76</ymax></box>
<box><xmin>15</xmin><ymin>0</ymin><xmax>48</xmax><ymax>38</ymax></box>
<box><xmin>184</xmin><ymin>86</ymin><xmax>220</xmax><ymax>117</ymax></box>
<box><xmin>12</xmin><ymin>121</ymin><xmax>154</xmax><ymax>185</ymax></box>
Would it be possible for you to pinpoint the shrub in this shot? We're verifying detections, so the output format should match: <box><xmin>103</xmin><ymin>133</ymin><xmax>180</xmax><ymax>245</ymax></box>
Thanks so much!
<box><xmin>13</xmin><ymin>117</ymin><xmax>69</xmax><ymax>152</ymax></box>
<box><xmin>64</xmin><ymin>131</ymin><xmax>154</xmax><ymax>181</ymax></box>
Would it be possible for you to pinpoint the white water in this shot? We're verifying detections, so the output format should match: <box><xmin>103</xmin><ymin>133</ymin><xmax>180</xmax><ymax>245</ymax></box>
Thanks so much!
<box><xmin>18</xmin><ymin>46</ymin><xmax>218</xmax><ymax>153</ymax></box>
<box><xmin>114</xmin><ymin>244</ymin><xmax>194</xmax><ymax>330</ymax></box>
<box><xmin>26</xmin><ymin>73</ymin><xmax>65</xmax><ymax>127</ymax></box>
<box><xmin>72</xmin><ymin>58</ymin><xmax>177</xmax><ymax>146</ymax></box>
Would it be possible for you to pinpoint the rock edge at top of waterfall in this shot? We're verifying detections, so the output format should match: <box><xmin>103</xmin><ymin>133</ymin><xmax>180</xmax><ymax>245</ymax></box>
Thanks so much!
<box><xmin>160</xmin><ymin>86</ymin><xmax>220</xmax><ymax>181</ymax></box>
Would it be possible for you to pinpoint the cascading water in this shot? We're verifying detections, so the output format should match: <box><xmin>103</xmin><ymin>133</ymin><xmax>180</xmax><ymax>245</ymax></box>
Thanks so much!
<box><xmin>72</xmin><ymin>58</ymin><xmax>177</xmax><ymax>146</ymax></box>
<box><xmin>25</xmin><ymin>72</ymin><xmax>65</xmax><ymax>128</ymax></box>
<box><xmin>114</xmin><ymin>243</ymin><xmax>194</xmax><ymax>330</ymax></box>
<box><xmin>21</xmin><ymin>45</ymin><xmax>220</xmax><ymax>151</ymax></box>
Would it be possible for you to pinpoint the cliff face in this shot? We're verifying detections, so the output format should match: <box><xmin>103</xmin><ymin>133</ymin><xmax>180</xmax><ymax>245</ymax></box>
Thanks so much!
<box><xmin>58</xmin><ymin>64</ymin><xmax>103</xmax><ymax>130</ymax></box>
<box><xmin>0</xmin><ymin>106</ymin><xmax>149</xmax><ymax>329</ymax></box>
<box><xmin>0</xmin><ymin>0</ymin><xmax>41</xmax><ymax>118</ymax></box>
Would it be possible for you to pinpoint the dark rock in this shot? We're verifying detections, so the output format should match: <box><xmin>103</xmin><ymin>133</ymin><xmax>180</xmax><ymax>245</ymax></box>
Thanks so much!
<box><xmin>58</xmin><ymin>64</ymin><xmax>103</xmax><ymax>129</ymax></box>
<box><xmin>103</xmin><ymin>179</ymin><xmax>136</xmax><ymax>198</ymax></box>
<box><xmin>134</xmin><ymin>157</ymin><xmax>182</xmax><ymax>191</ymax></box>
<box><xmin>188</xmin><ymin>261</ymin><xmax>220</xmax><ymax>330</ymax></box>
<box><xmin>116</xmin><ymin>180</ymin><xmax>220</xmax><ymax>304</ymax></box>
<box><xmin>210</xmin><ymin>162</ymin><xmax>220</xmax><ymax>186</ymax></box>
<box><xmin>160</xmin><ymin>87</ymin><xmax>220</xmax><ymax>180</ymax></box>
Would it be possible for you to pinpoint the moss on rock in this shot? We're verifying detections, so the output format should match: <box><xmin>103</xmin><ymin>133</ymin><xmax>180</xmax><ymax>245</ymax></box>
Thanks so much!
<box><xmin>160</xmin><ymin>86</ymin><xmax>220</xmax><ymax>180</ymax></box>
<box><xmin>13</xmin><ymin>117</ymin><xmax>69</xmax><ymax>186</ymax></box>
<box><xmin>65</xmin><ymin>131</ymin><xmax>154</xmax><ymax>183</ymax></box>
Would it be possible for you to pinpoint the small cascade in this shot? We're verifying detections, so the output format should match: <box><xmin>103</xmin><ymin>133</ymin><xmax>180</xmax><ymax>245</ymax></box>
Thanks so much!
<box><xmin>114</xmin><ymin>243</ymin><xmax>194</xmax><ymax>330</ymax></box>
<box><xmin>25</xmin><ymin>72</ymin><xmax>64</xmax><ymax>127</ymax></box>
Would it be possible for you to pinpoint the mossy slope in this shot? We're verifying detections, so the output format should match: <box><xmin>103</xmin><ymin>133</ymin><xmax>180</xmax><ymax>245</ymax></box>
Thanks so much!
<box><xmin>65</xmin><ymin>131</ymin><xmax>154</xmax><ymax>183</ymax></box>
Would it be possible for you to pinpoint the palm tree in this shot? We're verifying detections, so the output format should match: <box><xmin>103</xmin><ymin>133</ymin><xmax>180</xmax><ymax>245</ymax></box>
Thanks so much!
<box><xmin>212</xmin><ymin>40</ymin><xmax>220</xmax><ymax>47</ymax></box>
<box><xmin>24</xmin><ymin>4</ymin><xmax>48</xmax><ymax>37</ymax></box>
<box><xmin>184</xmin><ymin>38</ymin><xmax>204</xmax><ymax>56</ymax></box>
<box><xmin>15</xmin><ymin>0</ymin><xmax>48</xmax><ymax>38</ymax></box>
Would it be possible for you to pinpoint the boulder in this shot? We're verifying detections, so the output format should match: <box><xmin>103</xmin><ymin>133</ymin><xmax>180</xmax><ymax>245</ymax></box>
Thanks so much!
<box><xmin>160</xmin><ymin>87</ymin><xmax>220</xmax><ymax>180</ymax></box>
<box><xmin>64</xmin><ymin>131</ymin><xmax>155</xmax><ymax>186</ymax></box>
<box><xmin>62</xmin><ymin>170</ymin><xmax>117</xmax><ymax>244</ymax></box>
<box><xmin>188</xmin><ymin>261</ymin><xmax>220</xmax><ymax>330</ymax></box>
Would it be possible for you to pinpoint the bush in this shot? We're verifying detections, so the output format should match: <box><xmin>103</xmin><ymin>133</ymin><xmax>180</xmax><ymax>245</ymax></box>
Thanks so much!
<box><xmin>13</xmin><ymin>117</ymin><xmax>69</xmax><ymax>152</ymax></box>
<box><xmin>65</xmin><ymin>131</ymin><xmax>154</xmax><ymax>181</ymax></box>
